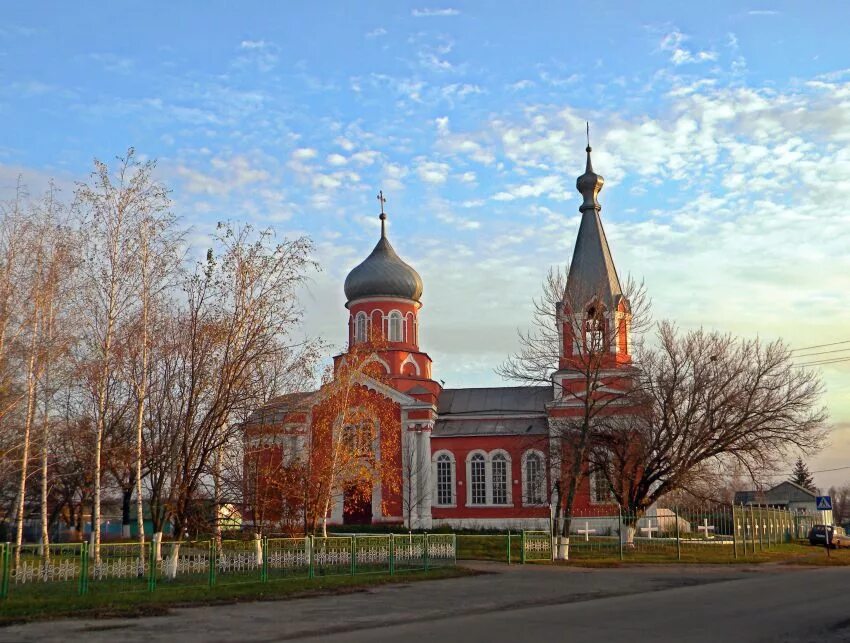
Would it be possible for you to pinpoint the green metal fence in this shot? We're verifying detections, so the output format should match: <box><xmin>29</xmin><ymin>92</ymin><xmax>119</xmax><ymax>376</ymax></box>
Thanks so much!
<box><xmin>0</xmin><ymin>533</ymin><xmax>457</xmax><ymax>601</ymax></box>
<box><xmin>524</xmin><ymin>505</ymin><xmax>817</xmax><ymax>563</ymax></box>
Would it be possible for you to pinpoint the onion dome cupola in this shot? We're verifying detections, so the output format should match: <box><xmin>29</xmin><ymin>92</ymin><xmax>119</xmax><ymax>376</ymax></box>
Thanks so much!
<box><xmin>343</xmin><ymin>194</ymin><xmax>423</xmax><ymax>307</ymax></box>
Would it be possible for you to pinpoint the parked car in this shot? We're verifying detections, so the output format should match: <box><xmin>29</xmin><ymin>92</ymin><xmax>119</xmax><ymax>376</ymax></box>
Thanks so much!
<box><xmin>808</xmin><ymin>525</ymin><xmax>850</xmax><ymax>548</ymax></box>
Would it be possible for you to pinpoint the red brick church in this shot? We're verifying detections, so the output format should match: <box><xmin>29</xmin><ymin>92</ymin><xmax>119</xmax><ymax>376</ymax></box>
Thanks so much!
<box><xmin>244</xmin><ymin>144</ymin><xmax>630</xmax><ymax>530</ymax></box>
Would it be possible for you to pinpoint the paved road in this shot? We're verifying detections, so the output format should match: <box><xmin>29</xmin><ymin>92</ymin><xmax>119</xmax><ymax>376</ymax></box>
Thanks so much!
<box><xmin>2</xmin><ymin>562</ymin><xmax>849</xmax><ymax>642</ymax></box>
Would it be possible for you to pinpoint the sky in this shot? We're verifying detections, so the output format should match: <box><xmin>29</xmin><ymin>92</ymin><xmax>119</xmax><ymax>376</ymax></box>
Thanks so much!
<box><xmin>2</xmin><ymin>1</ymin><xmax>850</xmax><ymax>490</ymax></box>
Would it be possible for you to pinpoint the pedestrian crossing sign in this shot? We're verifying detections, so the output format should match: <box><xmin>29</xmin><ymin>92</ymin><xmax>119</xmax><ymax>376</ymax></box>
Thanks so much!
<box><xmin>816</xmin><ymin>496</ymin><xmax>832</xmax><ymax>511</ymax></box>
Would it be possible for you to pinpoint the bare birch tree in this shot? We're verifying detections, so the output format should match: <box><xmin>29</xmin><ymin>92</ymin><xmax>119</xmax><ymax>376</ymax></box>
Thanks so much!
<box><xmin>75</xmin><ymin>149</ymin><xmax>151</xmax><ymax>560</ymax></box>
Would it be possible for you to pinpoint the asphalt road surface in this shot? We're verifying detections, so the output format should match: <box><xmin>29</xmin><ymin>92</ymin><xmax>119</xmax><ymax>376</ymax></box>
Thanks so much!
<box><xmin>3</xmin><ymin>562</ymin><xmax>849</xmax><ymax>642</ymax></box>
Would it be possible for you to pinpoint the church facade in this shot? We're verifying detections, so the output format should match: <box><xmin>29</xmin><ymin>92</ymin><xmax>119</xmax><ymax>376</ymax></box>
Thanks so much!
<box><xmin>244</xmin><ymin>144</ymin><xmax>630</xmax><ymax>530</ymax></box>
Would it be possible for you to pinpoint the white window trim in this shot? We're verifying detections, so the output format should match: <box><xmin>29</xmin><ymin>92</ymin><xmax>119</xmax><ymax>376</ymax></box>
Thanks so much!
<box><xmin>432</xmin><ymin>450</ymin><xmax>456</xmax><ymax>507</ymax></box>
<box><xmin>388</xmin><ymin>309</ymin><xmax>403</xmax><ymax>342</ymax></box>
<box><xmin>464</xmin><ymin>449</ymin><xmax>513</xmax><ymax>507</ymax></box>
<box><xmin>354</xmin><ymin>312</ymin><xmax>367</xmax><ymax>344</ymax></box>
<box><xmin>365</xmin><ymin>353</ymin><xmax>391</xmax><ymax>374</ymax></box>
<box><xmin>521</xmin><ymin>449</ymin><xmax>547</xmax><ymax>507</ymax></box>
<box><xmin>400</xmin><ymin>354</ymin><xmax>421</xmax><ymax>376</ymax></box>
<box><xmin>465</xmin><ymin>450</ymin><xmax>489</xmax><ymax>506</ymax></box>
<box><xmin>589</xmin><ymin>468</ymin><xmax>615</xmax><ymax>505</ymax></box>
<box><xmin>489</xmin><ymin>449</ymin><xmax>512</xmax><ymax>506</ymax></box>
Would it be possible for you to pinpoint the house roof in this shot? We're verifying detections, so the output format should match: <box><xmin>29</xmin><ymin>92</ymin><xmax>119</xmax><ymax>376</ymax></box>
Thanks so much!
<box><xmin>433</xmin><ymin>417</ymin><xmax>548</xmax><ymax>437</ymax></box>
<box><xmin>434</xmin><ymin>386</ymin><xmax>552</xmax><ymax>437</ymax></box>
<box><xmin>437</xmin><ymin>386</ymin><xmax>553</xmax><ymax>415</ymax></box>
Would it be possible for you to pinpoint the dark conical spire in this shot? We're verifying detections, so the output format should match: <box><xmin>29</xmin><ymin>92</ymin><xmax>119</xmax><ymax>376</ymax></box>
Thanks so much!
<box><xmin>566</xmin><ymin>135</ymin><xmax>624</xmax><ymax>313</ymax></box>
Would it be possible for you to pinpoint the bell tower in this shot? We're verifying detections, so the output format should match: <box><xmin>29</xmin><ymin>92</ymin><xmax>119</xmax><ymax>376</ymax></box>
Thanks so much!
<box><xmin>552</xmin><ymin>140</ymin><xmax>632</xmax><ymax>399</ymax></box>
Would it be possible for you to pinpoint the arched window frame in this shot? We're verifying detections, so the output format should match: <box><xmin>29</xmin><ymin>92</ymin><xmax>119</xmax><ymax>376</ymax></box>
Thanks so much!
<box><xmin>466</xmin><ymin>450</ymin><xmax>488</xmax><ymax>506</ymax></box>
<box><xmin>371</xmin><ymin>309</ymin><xmax>383</xmax><ymax>341</ymax></box>
<box><xmin>388</xmin><ymin>309</ymin><xmax>403</xmax><ymax>342</ymax></box>
<box><xmin>405</xmin><ymin>312</ymin><xmax>415</xmax><ymax>344</ymax></box>
<box><xmin>400</xmin><ymin>354</ymin><xmax>420</xmax><ymax>377</ymax></box>
<box><xmin>465</xmin><ymin>449</ymin><xmax>512</xmax><ymax>506</ymax></box>
<box><xmin>589</xmin><ymin>450</ymin><xmax>615</xmax><ymax>504</ymax></box>
<box><xmin>354</xmin><ymin>312</ymin><xmax>367</xmax><ymax>344</ymax></box>
<box><xmin>489</xmin><ymin>449</ymin><xmax>512</xmax><ymax>506</ymax></box>
<box><xmin>584</xmin><ymin>304</ymin><xmax>606</xmax><ymax>354</ymax></box>
<box><xmin>364</xmin><ymin>354</ymin><xmax>391</xmax><ymax>375</ymax></box>
<box><xmin>432</xmin><ymin>450</ymin><xmax>456</xmax><ymax>507</ymax></box>
<box><xmin>521</xmin><ymin>450</ymin><xmax>546</xmax><ymax>506</ymax></box>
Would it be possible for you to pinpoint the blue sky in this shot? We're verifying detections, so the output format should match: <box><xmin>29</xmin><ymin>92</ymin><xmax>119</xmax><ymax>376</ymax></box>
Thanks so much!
<box><xmin>2</xmin><ymin>1</ymin><xmax>850</xmax><ymax>487</ymax></box>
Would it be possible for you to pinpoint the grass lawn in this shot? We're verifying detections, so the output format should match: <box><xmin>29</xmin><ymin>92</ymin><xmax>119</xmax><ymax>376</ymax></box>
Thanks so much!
<box><xmin>558</xmin><ymin>542</ymin><xmax>850</xmax><ymax>567</ymax></box>
<box><xmin>455</xmin><ymin>533</ymin><xmax>850</xmax><ymax>568</ymax></box>
<box><xmin>0</xmin><ymin>566</ymin><xmax>474</xmax><ymax>625</ymax></box>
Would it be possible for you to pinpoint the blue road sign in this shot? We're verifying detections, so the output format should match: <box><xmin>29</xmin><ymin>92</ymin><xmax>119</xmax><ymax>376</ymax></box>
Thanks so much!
<box><xmin>816</xmin><ymin>496</ymin><xmax>833</xmax><ymax>511</ymax></box>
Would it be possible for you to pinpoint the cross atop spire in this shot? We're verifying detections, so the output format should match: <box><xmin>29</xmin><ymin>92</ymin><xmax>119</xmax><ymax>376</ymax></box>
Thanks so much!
<box><xmin>377</xmin><ymin>190</ymin><xmax>387</xmax><ymax>238</ymax></box>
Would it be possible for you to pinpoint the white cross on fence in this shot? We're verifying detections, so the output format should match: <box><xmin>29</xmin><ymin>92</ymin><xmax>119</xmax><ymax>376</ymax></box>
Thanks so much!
<box><xmin>640</xmin><ymin>521</ymin><xmax>659</xmax><ymax>539</ymax></box>
<box><xmin>697</xmin><ymin>519</ymin><xmax>715</xmax><ymax>538</ymax></box>
<box><xmin>577</xmin><ymin>521</ymin><xmax>596</xmax><ymax>542</ymax></box>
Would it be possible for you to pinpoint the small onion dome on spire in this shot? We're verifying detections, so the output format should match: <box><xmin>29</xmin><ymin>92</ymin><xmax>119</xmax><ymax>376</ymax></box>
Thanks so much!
<box><xmin>343</xmin><ymin>193</ymin><xmax>423</xmax><ymax>306</ymax></box>
<box><xmin>576</xmin><ymin>126</ymin><xmax>604</xmax><ymax>213</ymax></box>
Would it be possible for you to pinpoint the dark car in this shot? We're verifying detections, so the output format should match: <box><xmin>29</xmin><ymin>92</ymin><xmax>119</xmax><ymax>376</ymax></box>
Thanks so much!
<box><xmin>808</xmin><ymin>524</ymin><xmax>850</xmax><ymax>548</ymax></box>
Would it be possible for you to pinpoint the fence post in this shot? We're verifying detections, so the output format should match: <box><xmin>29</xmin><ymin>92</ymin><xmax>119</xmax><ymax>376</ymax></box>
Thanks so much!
<box><xmin>1</xmin><ymin>543</ymin><xmax>9</xmax><ymax>599</ymax></box>
<box><xmin>521</xmin><ymin>531</ymin><xmax>526</xmax><ymax>564</ymax></box>
<box><xmin>208</xmin><ymin>540</ymin><xmax>216</xmax><ymax>588</ymax></box>
<box><xmin>389</xmin><ymin>534</ymin><xmax>395</xmax><ymax>575</ymax></box>
<box><xmin>732</xmin><ymin>504</ymin><xmax>738</xmax><ymax>560</ymax></box>
<box><xmin>351</xmin><ymin>536</ymin><xmax>356</xmax><ymax>576</ymax></box>
<box><xmin>262</xmin><ymin>538</ymin><xmax>269</xmax><ymax>582</ymax></box>
<box><xmin>308</xmin><ymin>535</ymin><xmax>314</xmax><ymax>580</ymax></box>
<box><xmin>619</xmin><ymin>505</ymin><xmax>624</xmax><ymax>561</ymax></box>
<box><xmin>79</xmin><ymin>541</ymin><xmax>88</xmax><ymax>595</ymax></box>
<box><xmin>424</xmin><ymin>533</ymin><xmax>429</xmax><ymax>571</ymax></box>
<box><xmin>148</xmin><ymin>539</ymin><xmax>156</xmax><ymax>592</ymax></box>
<box><xmin>675</xmin><ymin>507</ymin><xmax>681</xmax><ymax>561</ymax></box>
<box><xmin>506</xmin><ymin>530</ymin><xmax>511</xmax><ymax>565</ymax></box>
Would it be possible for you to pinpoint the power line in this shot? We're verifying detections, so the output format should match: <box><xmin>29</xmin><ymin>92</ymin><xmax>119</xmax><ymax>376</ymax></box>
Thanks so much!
<box><xmin>792</xmin><ymin>347</ymin><xmax>850</xmax><ymax>359</ymax></box>
<box><xmin>796</xmin><ymin>356</ymin><xmax>850</xmax><ymax>367</ymax></box>
<box><xmin>790</xmin><ymin>339</ymin><xmax>850</xmax><ymax>353</ymax></box>
<box><xmin>759</xmin><ymin>463</ymin><xmax>850</xmax><ymax>479</ymax></box>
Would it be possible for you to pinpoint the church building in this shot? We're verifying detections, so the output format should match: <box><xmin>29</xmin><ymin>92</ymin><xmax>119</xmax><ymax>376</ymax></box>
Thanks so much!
<box><xmin>244</xmin><ymin>144</ymin><xmax>630</xmax><ymax>531</ymax></box>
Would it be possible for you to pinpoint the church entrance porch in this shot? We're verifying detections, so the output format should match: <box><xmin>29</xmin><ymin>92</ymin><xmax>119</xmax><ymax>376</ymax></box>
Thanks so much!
<box><xmin>343</xmin><ymin>486</ymin><xmax>372</xmax><ymax>525</ymax></box>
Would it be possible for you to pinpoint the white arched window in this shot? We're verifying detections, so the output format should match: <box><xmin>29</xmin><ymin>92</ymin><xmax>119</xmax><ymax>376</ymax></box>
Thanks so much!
<box><xmin>469</xmin><ymin>453</ymin><xmax>487</xmax><ymax>505</ymax></box>
<box><xmin>491</xmin><ymin>453</ymin><xmax>509</xmax><ymax>505</ymax></box>
<box><xmin>523</xmin><ymin>451</ymin><xmax>545</xmax><ymax>505</ymax></box>
<box><xmin>389</xmin><ymin>310</ymin><xmax>403</xmax><ymax>342</ymax></box>
<box><xmin>354</xmin><ymin>312</ymin><xmax>367</xmax><ymax>344</ymax></box>
<box><xmin>433</xmin><ymin>452</ymin><xmax>455</xmax><ymax>506</ymax></box>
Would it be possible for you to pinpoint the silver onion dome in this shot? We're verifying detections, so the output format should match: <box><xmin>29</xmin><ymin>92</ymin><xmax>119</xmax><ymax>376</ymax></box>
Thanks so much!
<box><xmin>344</xmin><ymin>215</ymin><xmax>423</xmax><ymax>305</ymax></box>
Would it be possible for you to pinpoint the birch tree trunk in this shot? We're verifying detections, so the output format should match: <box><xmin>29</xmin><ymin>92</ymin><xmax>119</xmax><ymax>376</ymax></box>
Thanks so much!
<box><xmin>14</xmin><ymin>302</ymin><xmax>39</xmax><ymax>569</ymax></box>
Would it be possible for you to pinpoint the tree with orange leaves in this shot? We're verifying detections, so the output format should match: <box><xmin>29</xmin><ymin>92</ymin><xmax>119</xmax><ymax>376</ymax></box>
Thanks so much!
<box><xmin>309</xmin><ymin>343</ymin><xmax>402</xmax><ymax>536</ymax></box>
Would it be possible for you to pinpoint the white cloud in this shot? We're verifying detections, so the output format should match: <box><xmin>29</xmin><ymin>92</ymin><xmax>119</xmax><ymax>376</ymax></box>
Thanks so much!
<box><xmin>411</xmin><ymin>8</ymin><xmax>460</xmax><ymax>17</ymax></box>
<box><xmin>659</xmin><ymin>29</ymin><xmax>717</xmax><ymax>66</ymax></box>
<box><xmin>366</xmin><ymin>27</ymin><xmax>387</xmax><ymax>38</ymax></box>
<box><xmin>416</xmin><ymin>160</ymin><xmax>451</xmax><ymax>184</ymax></box>
<box><xmin>292</xmin><ymin>148</ymin><xmax>318</xmax><ymax>161</ymax></box>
